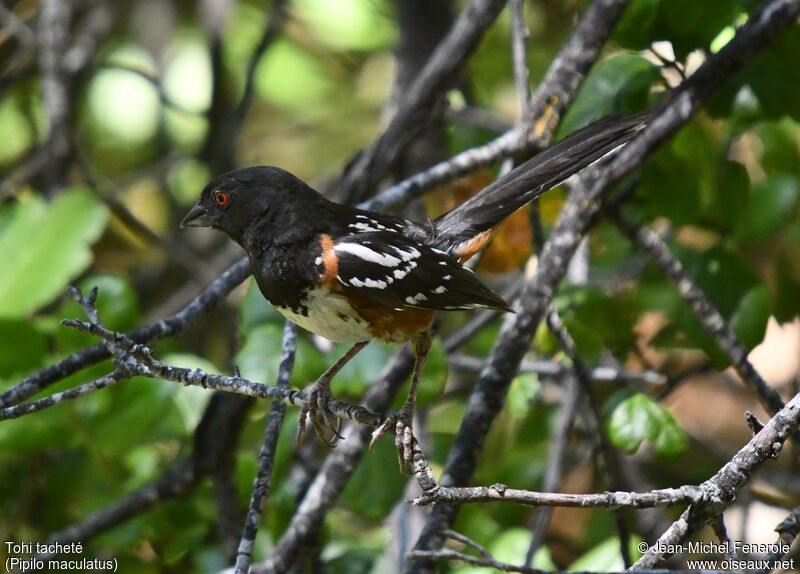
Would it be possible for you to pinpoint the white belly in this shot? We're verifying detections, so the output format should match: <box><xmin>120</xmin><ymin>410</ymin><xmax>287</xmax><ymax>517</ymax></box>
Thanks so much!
<box><xmin>275</xmin><ymin>287</ymin><xmax>373</xmax><ymax>343</ymax></box>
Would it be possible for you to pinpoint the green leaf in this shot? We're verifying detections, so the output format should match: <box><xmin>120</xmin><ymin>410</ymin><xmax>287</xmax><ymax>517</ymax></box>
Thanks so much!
<box><xmin>506</xmin><ymin>373</ymin><xmax>540</xmax><ymax>419</ymax></box>
<box><xmin>0</xmin><ymin>188</ymin><xmax>108</xmax><ymax>318</ymax></box>
<box><xmin>613</xmin><ymin>0</ymin><xmax>660</xmax><ymax>50</ymax></box>
<box><xmin>638</xmin><ymin>121</ymin><xmax>719</xmax><ymax>226</ymax></box>
<box><xmin>738</xmin><ymin>174</ymin><xmax>799</xmax><ymax>243</ymax></box>
<box><xmin>730</xmin><ymin>285</ymin><xmax>772</xmax><ymax>350</ymax></box>
<box><xmin>0</xmin><ymin>320</ymin><xmax>46</xmax><ymax>379</ymax></box>
<box><xmin>452</xmin><ymin>528</ymin><xmax>556</xmax><ymax>574</ymax></box>
<box><xmin>341</xmin><ymin>437</ymin><xmax>407</xmax><ymax>520</ymax></box>
<box><xmin>239</xmin><ymin>279</ymin><xmax>280</xmax><ymax>334</ymax></box>
<box><xmin>681</xmin><ymin>244</ymin><xmax>759</xmax><ymax>318</ymax></box>
<box><xmin>603</xmin><ymin>390</ymin><xmax>687</xmax><ymax>458</ymax></box>
<box><xmin>715</xmin><ymin>160</ymin><xmax>750</xmax><ymax>235</ymax></box>
<box><xmin>335</xmin><ymin>342</ymin><xmax>393</xmax><ymax>397</ymax></box>
<box><xmin>568</xmin><ymin>535</ymin><xmax>644</xmax><ymax>571</ymax></box>
<box><xmin>758</xmin><ymin>120</ymin><xmax>800</xmax><ymax>178</ymax></box>
<box><xmin>556</xmin><ymin>286</ymin><xmax>639</xmax><ymax>358</ymax></box>
<box><xmin>558</xmin><ymin>54</ymin><xmax>659</xmax><ymax>137</ymax></box>
<box><xmin>737</xmin><ymin>28</ymin><xmax>800</xmax><ymax>120</ymax></box>
<box><xmin>236</xmin><ymin>323</ymin><xmax>328</xmax><ymax>390</ymax></box>
<box><xmin>235</xmin><ymin>324</ymin><xmax>286</xmax><ymax>383</ymax></box>
<box><xmin>654</xmin><ymin>0</ymin><xmax>739</xmax><ymax>59</ymax></box>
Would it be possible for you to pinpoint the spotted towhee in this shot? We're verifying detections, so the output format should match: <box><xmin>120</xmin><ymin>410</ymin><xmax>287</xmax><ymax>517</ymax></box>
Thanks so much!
<box><xmin>181</xmin><ymin>113</ymin><xmax>646</xmax><ymax>470</ymax></box>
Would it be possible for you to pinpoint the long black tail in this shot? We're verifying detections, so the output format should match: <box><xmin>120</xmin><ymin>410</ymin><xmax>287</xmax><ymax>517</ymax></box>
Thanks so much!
<box><xmin>430</xmin><ymin>113</ymin><xmax>648</xmax><ymax>254</ymax></box>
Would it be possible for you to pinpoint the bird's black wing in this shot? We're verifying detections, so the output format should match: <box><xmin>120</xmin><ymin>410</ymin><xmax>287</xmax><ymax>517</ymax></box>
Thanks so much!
<box><xmin>330</xmin><ymin>232</ymin><xmax>510</xmax><ymax>312</ymax></box>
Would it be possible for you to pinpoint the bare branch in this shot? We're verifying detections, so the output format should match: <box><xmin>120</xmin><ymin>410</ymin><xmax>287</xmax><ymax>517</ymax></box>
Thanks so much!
<box><xmin>447</xmin><ymin>354</ymin><xmax>666</xmax><ymax>386</ymax></box>
<box><xmin>338</xmin><ymin>0</ymin><xmax>508</xmax><ymax>203</ymax></box>
<box><xmin>234</xmin><ymin>322</ymin><xmax>298</xmax><ymax>574</ymax></box>
<box><xmin>525</xmin><ymin>372</ymin><xmax>581</xmax><ymax>564</ymax></box>
<box><xmin>633</xmin><ymin>391</ymin><xmax>800</xmax><ymax>567</ymax></box>
<box><xmin>0</xmin><ymin>371</ymin><xmax>125</xmax><ymax>421</ymax></box>
<box><xmin>509</xmin><ymin>0</ymin><xmax>532</xmax><ymax>119</ymax></box>
<box><xmin>0</xmin><ymin>258</ymin><xmax>251</xmax><ymax>409</ymax></box>
<box><xmin>408</xmin><ymin>548</ymin><xmax>726</xmax><ymax>574</ymax></box>
<box><xmin>608</xmin><ymin>208</ymin><xmax>786</xmax><ymax>418</ymax></box>
<box><xmin>33</xmin><ymin>460</ymin><xmax>197</xmax><ymax>562</ymax></box>
<box><xmin>37</xmin><ymin>0</ymin><xmax>72</xmax><ymax>194</ymax></box>
<box><xmin>248</xmin><ymin>349</ymin><xmax>416</xmax><ymax>573</ymax></box>
<box><xmin>48</xmin><ymin>311</ymin><xmax>387</xmax><ymax>430</ymax></box>
<box><xmin>407</xmin><ymin>0</ymin><xmax>800</xmax><ymax>569</ymax></box>
<box><xmin>413</xmin><ymin>483</ymin><xmax>703</xmax><ymax>509</ymax></box>
<box><xmin>363</xmin><ymin>0</ymin><xmax>630</xmax><ymax>213</ymax></box>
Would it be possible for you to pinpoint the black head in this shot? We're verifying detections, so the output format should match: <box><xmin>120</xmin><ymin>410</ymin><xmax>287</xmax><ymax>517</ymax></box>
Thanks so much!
<box><xmin>181</xmin><ymin>166</ymin><xmax>320</xmax><ymax>245</ymax></box>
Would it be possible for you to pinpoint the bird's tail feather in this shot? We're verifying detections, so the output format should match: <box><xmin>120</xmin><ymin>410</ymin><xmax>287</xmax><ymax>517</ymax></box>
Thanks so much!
<box><xmin>430</xmin><ymin>113</ymin><xmax>648</xmax><ymax>254</ymax></box>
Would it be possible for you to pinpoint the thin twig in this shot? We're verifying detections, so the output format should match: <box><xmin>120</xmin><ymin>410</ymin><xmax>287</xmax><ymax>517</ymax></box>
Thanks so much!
<box><xmin>362</xmin><ymin>0</ymin><xmax>630</xmax><ymax>213</ymax></box>
<box><xmin>412</xmin><ymin>483</ymin><xmax>704</xmax><ymax>509</ymax></box>
<box><xmin>633</xmin><ymin>392</ymin><xmax>800</xmax><ymax>568</ymax></box>
<box><xmin>44</xmin><ymin>313</ymin><xmax>388</xmax><ymax>429</ymax></box>
<box><xmin>510</xmin><ymin>0</ymin><xmax>532</xmax><ymax>119</ymax></box>
<box><xmin>37</xmin><ymin>0</ymin><xmax>72</xmax><ymax>195</ymax></box>
<box><xmin>407</xmin><ymin>0</ymin><xmax>800</xmax><ymax>569</ymax></box>
<box><xmin>524</xmin><ymin>373</ymin><xmax>581</xmax><ymax>564</ymax></box>
<box><xmin>234</xmin><ymin>322</ymin><xmax>298</xmax><ymax>574</ymax></box>
<box><xmin>447</xmin><ymin>354</ymin><xmax>666</xmax><ymax>385</ymax></box>
<box><xmin>608</xmin><ymin>208</ymin><xmax>786</xmax><ymax>419</ymax></box>
<box><xmin>0</xmin><ymin>258</ymin><xmax>251</xmax><ymax>408</ymax></box>
<box><xmin>339</xmin><ymin>0</ymin><xmax>508</xmax><ymax>203</ymax></box>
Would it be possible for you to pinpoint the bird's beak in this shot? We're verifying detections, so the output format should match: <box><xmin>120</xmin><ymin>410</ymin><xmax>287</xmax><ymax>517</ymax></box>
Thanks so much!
<box><xmin>181</xmin><ymin>204</ymin><xmax>213</xmax><ymax>228</ymax></box>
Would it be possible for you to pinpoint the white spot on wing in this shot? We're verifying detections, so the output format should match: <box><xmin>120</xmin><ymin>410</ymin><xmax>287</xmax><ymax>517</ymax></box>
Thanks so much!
<box><xmin>349</xmin><ymin>222</ymin><xmax>382</xmax><ymax>233</ymax></box>
<box><xmin>395</xmin><ymin>246</ymin><xmax>420</xmax><ymax>261</ymax></box>
<box><xmin>433</xmin><ymin>286</ymin><xmax>447</xmax><ymax>294</ymax></box>
<box><xmin>405</xmin><ymin>292</ymin><xmax>429</xmax><ymax>305</ymax></box>
<box><xmin>335</xmin><ymin>243</ymin><xmax>402</xmax><ymax>267</ymax></box>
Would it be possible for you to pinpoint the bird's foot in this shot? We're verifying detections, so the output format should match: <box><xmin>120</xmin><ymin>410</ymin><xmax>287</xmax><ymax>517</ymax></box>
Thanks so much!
<box><xmin>370</xmin><ymin>408</ymin><xmax>416</xmax><ymax>475</ymax></box>
<box><xmin>297</xmin><ymin>378</ymin><xmax>343</xmax><ymax>447</ymax></box>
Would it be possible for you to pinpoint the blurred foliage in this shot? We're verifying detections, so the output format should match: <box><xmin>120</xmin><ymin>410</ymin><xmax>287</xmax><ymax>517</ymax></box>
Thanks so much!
<box><xmin>1</xmin><ymin>0</ymin><xmax>799</xmax><ymax>572</ymax></box>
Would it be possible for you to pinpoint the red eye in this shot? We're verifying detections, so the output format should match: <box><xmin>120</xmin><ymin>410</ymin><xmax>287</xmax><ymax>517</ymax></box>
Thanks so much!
<box><xmin>214</xmin><ymin>191</ymin><xmax>230</xmax><ymax>207</ymax></box>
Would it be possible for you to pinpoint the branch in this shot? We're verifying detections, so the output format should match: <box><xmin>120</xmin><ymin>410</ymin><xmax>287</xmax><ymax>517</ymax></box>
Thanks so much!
<box><xmin>34</xmin><ymin>310</ymin><xmax>388</xmax><ymax>430</ymax></box>
<box><xmin>0</xmin><ymin>258</ymin><xmax>251</xmax><ymax>409</ymax></box>
<box><xmin>607</xmin><ymin>208</ymin><xmax>787</xmax><ymax>418</ymax></box>
<box><xmin>408</xmin><ymin>548</ymin><xmax>726</xmax><ymax>574</ymax></box>
<box><xmin>338</xmin><ymin>0</ymin><xmax>508</xmax><ymax>203</ymax></box>
<box><xmin>633</xmin><ymin>391</ymin><xmax>800</xmax><ymax>567</ymax></box>
<box><xmin>754</xmin><ymin>506</ymin><xmax>800</xmax><ymax>574</ymax></box>
<box><xmin>234</xmin><ymin>322</ymin><xmax>298</xmax><ymax>574</ymax></box>
<box><xmin>509</xmin><ymin>0</ymin><xmax>532</xmax><ymax>119</ymax></box>
<box><xmin>412</xmin><ymin>483</ymin><xmax>703</xmax><ymax>509</ymax></box>
<box><xmin>546</xmin><ymin>306</ymin><xmax>634</xmax><ymax>566</ymax></box>
<box><xmin>447</xmin><ymin>354</ymin><xmax>666</xmax><ymax>386</ymax></box>
<box><xmin>37</xmin><ymin>0</ymin><xmax>72</xmax><ymax>194</ymax></box>
<box><xmin>407</xmin><ymin>0</ymin><xmax>800</xmax><ymax>570</ymax></box>
<box><xmin>363</xmin><ymin>0</ymin><xmax>630</xmax><ymax>213</ymax></box>
<box><xmin>32</xmin><ymin>460</ymin><xmax>197</xmax><ymax>562</ymax></box>
<box><xmin>247</xmin><ymin>348</ymin><xmax>416</xmax><ymax>573</ymax></box>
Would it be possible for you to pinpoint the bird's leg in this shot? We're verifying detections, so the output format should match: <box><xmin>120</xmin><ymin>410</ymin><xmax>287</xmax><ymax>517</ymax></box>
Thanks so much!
<box><xmin>298</xmin><ymin>340</ymin><xmax>368</xmax><ymax>446</ymax></box>
<box><xmin>371</xmin><ymin>330</ymin><xmax>431</xmax><ymax>474</ymax></box>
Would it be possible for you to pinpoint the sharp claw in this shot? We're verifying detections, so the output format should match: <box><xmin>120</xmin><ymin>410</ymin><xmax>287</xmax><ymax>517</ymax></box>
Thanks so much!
<box><xmin>298</xmin><ymin>379</ymin><xmax>343</xmax><ymax>447</ymax></box>
<box><xmin>370</xmin><ymin>414</ymin><xmax>416</xmax><ymax>474</ymax></box>
<box><xmin>318</xmin><ymin>395</ymin><xmax>344</xmax><ymax>441</ymax></box>
<box><xmin>296</xmin><ymin>404</ymin><xmax>310</xmax><ymax>443</ymax></box>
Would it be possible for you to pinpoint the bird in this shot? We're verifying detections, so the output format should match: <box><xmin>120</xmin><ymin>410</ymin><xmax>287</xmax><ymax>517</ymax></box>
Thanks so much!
<box><xmin>181</xmin><ymin>113</ymin><xmax>647</xmax><ymax>472</ymax></box>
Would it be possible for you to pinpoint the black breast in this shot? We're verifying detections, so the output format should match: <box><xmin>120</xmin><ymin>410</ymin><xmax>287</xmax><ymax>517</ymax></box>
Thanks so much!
<box><xmin>251</xmin><ymin>241</ymin><xmax>320</xmax><ymax>314</ymax></box>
